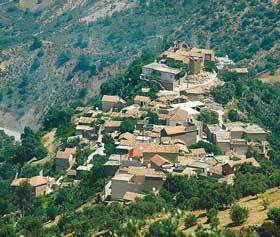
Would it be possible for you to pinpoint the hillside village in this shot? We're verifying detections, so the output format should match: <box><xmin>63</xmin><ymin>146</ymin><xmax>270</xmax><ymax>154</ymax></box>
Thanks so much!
<box><xmin>11</xmin><ymin>42</ymin><xmax>271</xmax><ymax>205</ymax></box>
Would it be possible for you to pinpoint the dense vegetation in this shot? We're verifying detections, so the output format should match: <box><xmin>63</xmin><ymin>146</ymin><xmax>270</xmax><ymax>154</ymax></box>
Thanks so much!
<box><xmin>0</xmin><ymin>0</ymin><xmax>279</xmax><ymax>126</ymax></box>
<box><xmin>211</xmin><ymin>72</ymin><xmax>280</xmax><ymax>167</ymax></box>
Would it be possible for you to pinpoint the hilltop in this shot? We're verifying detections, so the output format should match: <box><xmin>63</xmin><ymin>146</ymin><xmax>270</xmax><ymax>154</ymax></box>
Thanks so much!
<box><xmin>0</xmin><ymin>0</ymin><xmax>279</xmax><ymax>131</ymax></box>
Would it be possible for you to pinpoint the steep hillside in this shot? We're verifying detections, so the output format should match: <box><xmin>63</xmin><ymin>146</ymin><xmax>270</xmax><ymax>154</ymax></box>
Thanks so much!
<box><xmin>0</xmin><ymin>0</ymin><xmax>279</xmax><ymax>131</ymax></box>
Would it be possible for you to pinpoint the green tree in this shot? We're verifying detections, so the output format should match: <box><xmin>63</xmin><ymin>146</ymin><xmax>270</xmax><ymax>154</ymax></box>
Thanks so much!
<box><xmin>0</xmin><ymin>224</ymin><xmax>16</xmax><ymax>237</ymax></box>
<box><xmin>198</xmin><ymin>109</ymin><xmax>219</xmax><ymax>125</ymax></box>
<box><xmin>267</xmin><ymin>208</ymin><xmax>280</xmax><ymax>225</ymax></box>
<box><xmin>29</xmin><ymin>37</ymin><xmax>42</xmax><ymax>51</ymax></box>
<box><xmin>184</xmin><ymin>214</ymin><xmax>197</xmax><ymax>229</ymax></box>
<box><xmin>228</xmin><ymin>109</ymin><xmax>239</xmax><ymax>122</ymax></box>
<box><xmin>230</xmin><ymin>205</ymin><xmax>249</xmax><ymax>225</ymax></box>
<box><xmin>17</xmin><ymin>216</ymin><xmax>43</xmax><ymax>237</ymax></box>
<box><xmin>13</xmin><ymin>181</ymin><xmax>34</xmax><ymax>215</ymax></box>
<box><xmin>120</xmin><ymin>117</ymin><xmax>136</xmax><ymax>133</ymax></box>
<box><xmin>146</xmin><ymin>217</ymin><xmax>184</xmax><ymax>237</ymax></box>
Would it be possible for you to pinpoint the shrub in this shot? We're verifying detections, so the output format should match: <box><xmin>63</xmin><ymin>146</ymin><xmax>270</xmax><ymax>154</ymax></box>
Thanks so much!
<box><xmin>184</xmin><ymin>214</ymin><xmax>197</xmax><ymax>229</ymax></box>
<box><xmin>267</xmin><ymin>208</ymin><xmax>280</xmax><ymax>225</ymax></box>
<box><xmin>230</xmin><ymin>205</ymin><xmax>249</xmax><ymax>225</ymax></box>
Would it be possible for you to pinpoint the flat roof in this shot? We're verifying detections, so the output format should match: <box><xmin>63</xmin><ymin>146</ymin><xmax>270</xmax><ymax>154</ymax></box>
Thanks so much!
<box><xmin>112</xmin><ymin>173</ymin><xmax>134</xmax><ymax>181</ymax></box>
<box><xmin>143</xmin><ymin>62</ymin><xmax>180</xmax><ymax>75</ymax></box>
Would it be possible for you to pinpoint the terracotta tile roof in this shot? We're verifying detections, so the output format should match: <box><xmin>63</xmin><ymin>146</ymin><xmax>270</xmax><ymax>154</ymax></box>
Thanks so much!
<box><xmin>104</xmin><ymin>120</ymin><xmax>122</xmax><ymax>127</ymax></box>
<box><xmin>102</xmin><ymin>95</ymin><xmax>120</xmax><ymax>103</ymax></box>
<box><xmin>129</xmin><ymin>148</ymin><xmax>143</xmax><ymax>158</ymax></box>
<box><xmin>136</xmin><ymin>144</ymin><xmax>179</xmax><ymax>154</ymax></box>
<box><xmin>134</xmin><ymin>95</ymin><xmax>150</xmax><ymax>103</ymax></box>
<box><xmin>119</xmin><ymin>132</ymin><xmax>135</xmax><ymax>140</ymax></box>
<box><xmin>56</xmin><ymin>151</ymin><xmax>72</xmax><ymax>159</ymax></box>
<box><xmin>162</xmin><ymin>126</ymin><xmax>186</xmax><ymax>135</ymax></box>
<box><xmin>123</xmin><ymin>192</ymin><xmax>144</xmax><ymax>202</ymax></box>
<box><xmin>150</xmin><ymin>154</ymin><xmax>171</xmax><ymax>167</ymax></box>
<box><xmin>127</xmin><ymin>166</ymin><xmax>165</xmax><ymax>178</ymax></box>
<box><xmin>190</xmin><ymin>148</ymin><xmax>206</xmax><ymax>157</ymax></box>
<box><xmin>11</xmin><ymin>176</ymin><xmax>48</xmax><ymax>187</ymax></box>
<box><xmin>65</xmin><ymin>147</ymin><xmax>77</xmax><ymax>155</ymax></box>
<box><xmin>167</xmin><ymin>108</ymin><xmax>189</xmax><ymax>121</ymax></box>
<box><xmin>78</xmin><ymin>117</ymin><xmax>96</xmax><ymax>125</ymax></box>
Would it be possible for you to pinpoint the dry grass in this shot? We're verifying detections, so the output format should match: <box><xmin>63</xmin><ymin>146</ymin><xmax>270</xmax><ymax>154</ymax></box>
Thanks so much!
<box><xmin>182</xmin><ymin>188</ymin><xmax>280</xmax><ymax>235</ymax></box>
<box><xmin>32</xmin><ymin>129</ymin><xmax>58</xmax><ymax>165</ymax></box>
<box><xmin>258</xmin><ymin>69</ymin><xmax>280</xmax><ymax>84</ymax></box>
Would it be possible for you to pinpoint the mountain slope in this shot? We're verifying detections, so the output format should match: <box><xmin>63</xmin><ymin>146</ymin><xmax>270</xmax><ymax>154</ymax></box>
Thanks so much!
<box><xmin>0</xmin><ymin>0</ymin><xmax>279</xmax><ymax>131</ymax></box>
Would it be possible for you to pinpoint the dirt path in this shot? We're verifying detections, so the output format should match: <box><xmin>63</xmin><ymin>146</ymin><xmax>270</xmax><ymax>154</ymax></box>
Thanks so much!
<box><xmin>32</xmin><ymin>129</ymin><xmax>58</xmax><ymax>165</ymax></box>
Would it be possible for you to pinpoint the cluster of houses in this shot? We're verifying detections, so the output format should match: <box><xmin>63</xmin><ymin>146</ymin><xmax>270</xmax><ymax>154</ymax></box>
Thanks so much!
<box><xmin>11</xmin><ymin>44</ymin><xmax>268</xmax><ymax>203</ymax></box>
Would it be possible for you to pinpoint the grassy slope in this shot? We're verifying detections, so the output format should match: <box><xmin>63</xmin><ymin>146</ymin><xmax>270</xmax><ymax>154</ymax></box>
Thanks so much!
<box><xmin>0</xmin><ymin>0</ymin><xmax>279</xmax><ymax>129</ymax></box>
<box><xmin>182</xmin><ymin>188</ymin><xmax>280</xmax><ymax>235</ymax></box>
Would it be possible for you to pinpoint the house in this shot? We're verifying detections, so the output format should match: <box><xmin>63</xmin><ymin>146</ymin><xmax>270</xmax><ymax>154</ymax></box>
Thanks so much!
<box><xmin>160</xmin><ymin>125</ymin><xmax>197</xmax><ymax>146</ymax></box>
<box><xmin>189</xmin><ymin>148</ymin><xmax>206</xmax><ymax>158</ymax></box>
<box><xmin>229</xmin><ymin>67</ymin><xmax>248</xmax><ymax>80</ymax></box>
<box><xmin>111</xmin><ymin>167</ymin><xmax>165</xmax><ymax>200</ymax></box>
<box><xmin>75</xmin><ymin>125</ymin><xmax>94</xmax><ymax>137</ymax></box>
<box><xmin>134</xmin><ymin>95</ymin><xmax>151</xmax><ymax>107</ymax></box>
<box><xmin>150</xmin><ymin>154</ymin><xmax>171</xmax><ymax>170</ymax></box>
<box><xmin>166</xmin><ymin>107</ymin><xmax>192</xmax><ymax>126</ymax></box>
<box><xmin>135</xmin><ymin>143</ymin><xmax>179</xmax><ymax>164</ymax></box>
<box><xmin>101</xmin><ymin>95</ymin><xmax>126</xmax><ymax>112</ymax></box>
<box><xmin>11</xmin><ymin>176</ymin><xmax>50</xmax><ymax>197</ymax></box>
<box><xmin>244</xmin><ymin>124</ymin><xmax>267</xmax><ymax>141</ymax></box>
<box><xmin>231</xmin><ymin>139</ymin><xmax>248</xmax><ymax>156</ymax></box>
<box><xmin>142</xmin><ymin>62</ymin><xmax>181</xmax><ymax>90</ymax></box>
<box><xmin>104</xmin><ymin>160</ymin><xmax>121</xmax><ymax>177</ymax></box>
<box><xmin>215</xmin><ymin>131</ymin><xmax>231</xmax><ymax>154</ymax></box>
<box><xmin>55</xmin><ymin>150</ymin><xmax>75</xmax><ymax>172</ymax></box>
<box><xmin>104</xmin><ymin>120</ymin><xmax>122</xmax><ymax>133</ymax></box>
<box><xmin>77</xmin><ymin>117</ymin><xmax>96</xmax><ymax>126</ymax></box>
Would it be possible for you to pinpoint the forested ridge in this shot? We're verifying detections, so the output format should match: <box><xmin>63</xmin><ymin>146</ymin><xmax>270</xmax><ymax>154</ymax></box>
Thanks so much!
<box><xmin>0</xmin><ymin>0</ymin><xmax>279</xmax><ymax>129</ymax></box>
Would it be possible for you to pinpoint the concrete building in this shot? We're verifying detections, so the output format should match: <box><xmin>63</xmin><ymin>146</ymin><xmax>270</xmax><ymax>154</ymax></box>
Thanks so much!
<box><xmin>160</xmin><ymin>125</ymin><xmax>197</xmax><ymax>146</ymax></box>
<box><xmin>134</xmin><ymin>95</ymin><xmax>151</xmax><ymax>107</ymax></box>
<box><xmin>111</xmin><ymin>167</ymin><xmax>165</xmax><ymax>200</ymax></box>
<box><xmin>11</xmin><ymin>176</ymin><xmax>50</xmax><ymax>197</ymax></box>
<box><xmin>101</xmin><ymin>95</ymin><xmax>126</xmax><ymax>112</ymax></box>
<box><xmin>104</xmin><ymin>120</ymin><xmax>122</xmax><ymax>133</ymax></box>
<box><xmin>142</xmin><ymin>62</ymin><xmax>181</xmax><ymax>90</ymax></box>
<box><xmin>134</xmin><ymin>143</ymin><xmax>179</xmax><ymax>164</ymax></box>
<box><xmin>150</xmin><ymin>154</ymin><xmax>171</xmax><ymax>171</ymax></box>
<box><xmin>166</xmin><ymin>107</ymin><xmax>192</xmax><ymax>126</ymax></box>
<box><xmin>189</xmin><ymin>56</ymin><xmax>203</xmax><ymax>75</ymax></box>
<box><xmin>55</xmin><ymin>149</ymin><xmax>75</xmax><ymax>172</ymax></box>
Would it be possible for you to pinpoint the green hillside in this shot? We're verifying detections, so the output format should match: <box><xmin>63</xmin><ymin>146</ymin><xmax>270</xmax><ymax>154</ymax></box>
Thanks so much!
<box><xmin>0</xmin><ymin>0</ymin><xmax>279</xmax><ymax>129</ymax></box>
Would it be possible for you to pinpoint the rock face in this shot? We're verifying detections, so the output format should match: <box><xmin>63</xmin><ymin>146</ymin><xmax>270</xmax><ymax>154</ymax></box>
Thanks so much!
<box><xmin>0</xmin><ymin>0</ymin><xmax>279</xmax><ymax>129</ymax></box>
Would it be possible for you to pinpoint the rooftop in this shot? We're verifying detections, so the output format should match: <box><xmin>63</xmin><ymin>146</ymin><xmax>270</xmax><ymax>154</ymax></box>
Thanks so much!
<box><xmin>150</xmin><ymin>154</ymin><xmax>171</xmax><ymax>167</ymax></box>
<box><xmin>134</xmin><ymin>95</ymin><xmax>151</xmax><ymax>103</ymax></box>
<box><xmin>136</xmin><ymin>143</ymin><xmax>179</xmax><ymax>154</ymax></box>
<box><xmin>143</xmin><ymin>62</ymin><xmax>180</xmax><ymax>75</ymax></box>
<box><xmin>102</xmin><ymin>95</ymin><xmax>120</xmax><ymax>103</ymax></box>
<box><xmin>162</xmin><ymin>126</ymin><xmax>187</xmax><ymax>135</ymax></box>
<box><xmin>104</xmin><ymin>120</ymin><xmax>122</xmax><ymax>127</ymax></box>
<box><xmin>167</xmin><ymin>107</ymin><xmax>190</xmax><ymax>121</ymax></box>
<box><xmin>11</xmin><ymin>176</ymin><xmax>48</xmax><ymax>187</ymax></box>
<box><xmin>123</xmin><ymin>192</ymin><xmax>144</xmax><ymax>202</ymax></box>
<box><xmin>56</xmin><ymin>151</ymin><xmax>72</xmax><ymax>160</ymax></box>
